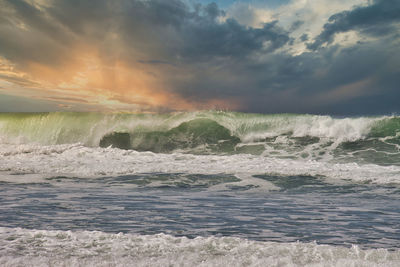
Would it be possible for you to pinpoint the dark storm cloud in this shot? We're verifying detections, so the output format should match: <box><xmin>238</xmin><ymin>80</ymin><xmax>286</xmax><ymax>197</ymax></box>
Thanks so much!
<box><xmin>178</xmin><ymin>19</ymin><xmax>291</xmax><ymax>60</ymax></box>
<box><xmin>0</xmin><ymin>0</ymin><xmax>75</xmax><ymax>67</ymax></box>
<box><xmin>0</xmin><ymin>0</ymin><xmax>399</xmax><ymax>115</ymax></box>
<box><xmin>3</xmin><ymin>0</ymin><xmax>66</xmax><ymax>38</ymax></box>
<box><xmin>117</xmin><ymin>0</ymin><xmax>291</xmax><ymax>61</ymax></box>
<box><xmin>0</xmin><ymin>0</ymin><xmax>291</xmax><ymax>63</ymax></box>
<box><xmin>308</xmin><ymin>0</ymin><xmax>400</xmax><ymax>50</ymax></box>
<box><xmin>290</xmin><ymin>20</ymin><xmax>304</xmax><ymax>31</ymax></box>
<box><xmin>46</xmin><ymin>0</ymin><xmax>116</xmax><ymax>35</ymax></box>
<box><xmin>172</xmin><ymin>36</ymin><xmax>399</xmax><ymax>115</ymax></box>
<box><xmin>300</xmin><ymin>34</ymin><xmax>308</xmax><ymax>42</ymax></box>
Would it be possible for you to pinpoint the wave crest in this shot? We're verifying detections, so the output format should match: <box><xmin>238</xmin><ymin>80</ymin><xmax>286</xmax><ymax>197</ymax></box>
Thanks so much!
<box><xmin>0</xmin><ymin>112</ymin><xmax>399</xmax><ymax>162</ymax></box>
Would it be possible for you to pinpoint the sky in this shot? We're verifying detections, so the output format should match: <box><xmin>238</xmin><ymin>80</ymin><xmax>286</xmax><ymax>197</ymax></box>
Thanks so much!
<box><xmin>0</xmin><ymin>0</ymin><xmax>399</xmax><ymax>115</ymax></box>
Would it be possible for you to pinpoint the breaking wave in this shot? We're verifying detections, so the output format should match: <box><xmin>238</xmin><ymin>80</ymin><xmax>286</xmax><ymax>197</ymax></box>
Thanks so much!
<box><xmin>0</xmin><ymin>111</ymin><xmax>399</xmax><ymax>164</ymax></box>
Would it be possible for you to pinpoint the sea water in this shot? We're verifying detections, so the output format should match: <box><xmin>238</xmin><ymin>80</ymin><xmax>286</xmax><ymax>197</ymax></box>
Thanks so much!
<box><xmin>1</xmin><ymin>111</ymin><xmax>400</xmax><ymax>266</ymax></box>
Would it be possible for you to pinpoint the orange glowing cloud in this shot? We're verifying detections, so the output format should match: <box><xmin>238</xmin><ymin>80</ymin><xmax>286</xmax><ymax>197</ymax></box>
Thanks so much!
<box><xmin>1</xmin><ymin>44</ymin><xmax>240</xmax><ymax>112</ymax></box>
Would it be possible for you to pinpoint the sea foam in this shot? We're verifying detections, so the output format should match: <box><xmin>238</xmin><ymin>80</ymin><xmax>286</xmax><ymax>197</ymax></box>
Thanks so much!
<box><xmin>1</xmin><ymin>227</ymin><xmax>399</xmax><ymax>267</ymax></box>
<box><xmin>0</xmin><ymin>143</ymin><xmax>399</xmax><ymax>185</ymax></box>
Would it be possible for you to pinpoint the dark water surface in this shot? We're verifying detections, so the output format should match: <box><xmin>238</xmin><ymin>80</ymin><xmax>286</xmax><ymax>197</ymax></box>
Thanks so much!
<box><xmin>2</xmin><ymin>173</ymin><xmax>400</xmax><ymax>250</ymax></box>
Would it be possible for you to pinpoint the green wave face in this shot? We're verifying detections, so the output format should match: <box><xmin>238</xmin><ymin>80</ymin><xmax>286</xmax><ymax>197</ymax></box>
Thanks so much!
<box><xmin>98</xmin><ymin>118</ymin><xmax>240</xmax><ymax>152</ymax></box>
<box><xmin>127</xmin><ymin>118</ymin><xmax>240</xmax><ymax>153</ymax></box>
<box><xmin>0</xmin><ymin>112</ymin><xmax>105</xmax><ymax>145</ymax></box>
<box><xmin>0</xmin><ymin>111</ymin><xmax>399</xmax><ymax>164</ymax></box>
<box><xmin>0</xmin><ymin>111</ymin><xmax>301</xmax><ymax>147</ymax></box>
<box><xmin>369</xmin><ymin>117</ymin><xmax>400</xmax><ymax>138</ymax></box>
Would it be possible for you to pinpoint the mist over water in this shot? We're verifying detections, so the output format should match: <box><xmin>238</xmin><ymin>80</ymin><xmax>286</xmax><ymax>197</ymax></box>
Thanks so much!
<box><xmin>1</xmin><ymin>111</ymin><xmax>400</xmax><ymax>266</ymax></box>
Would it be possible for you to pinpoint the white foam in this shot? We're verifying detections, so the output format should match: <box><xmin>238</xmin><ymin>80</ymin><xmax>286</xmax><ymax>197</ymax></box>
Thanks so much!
<box><xmin>238</xmin><ymin>115</ymin><xmax>380</xmax><ymax>143</ymax></box>
<box><xmin>1</xmin><ymin>143</ymin><xmax>399</xmax><ymax>185</ymax></box>
<box><xmin>0</xmin><ymin>227</ymin><xmax>399</xmax><ymax>267</ymax></box>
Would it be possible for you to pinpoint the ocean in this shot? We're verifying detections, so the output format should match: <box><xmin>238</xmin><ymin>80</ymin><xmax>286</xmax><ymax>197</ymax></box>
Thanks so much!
<box><xmin>0</xmin><ymin>111</ymin><xmax>400</xmax><ymax>266</ymax></box>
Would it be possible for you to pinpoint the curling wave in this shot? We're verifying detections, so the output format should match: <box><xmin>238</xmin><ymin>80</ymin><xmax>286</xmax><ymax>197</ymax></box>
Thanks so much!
<box><xmin>0</xmin><ymin>111</ymin><xmax>399</xmax><ymax>164</ymax></box>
